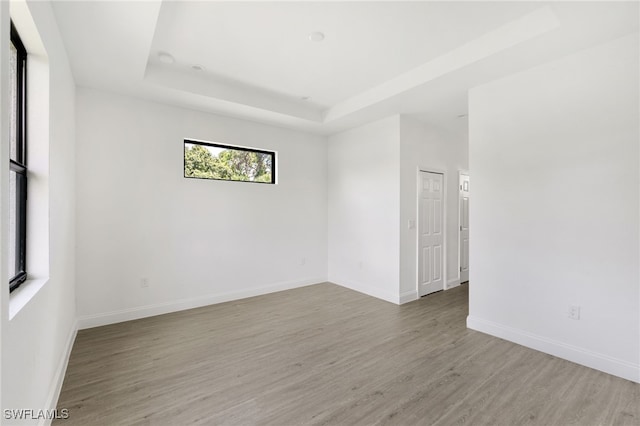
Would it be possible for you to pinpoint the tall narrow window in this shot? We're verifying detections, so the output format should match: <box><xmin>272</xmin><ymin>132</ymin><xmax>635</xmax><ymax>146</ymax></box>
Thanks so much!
<box><xmin>9</xmin><ymin>22</ymin><xmax>27</xmax><ymax>291</ymax></box>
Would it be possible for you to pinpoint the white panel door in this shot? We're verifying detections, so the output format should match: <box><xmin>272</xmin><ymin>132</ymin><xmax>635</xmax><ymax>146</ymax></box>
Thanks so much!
<box><xmin>460</xmin><ymin>174</ymin><xmax>470</xmax><ymax>283</ymax></box>
<box><xmin>418</xmin><ymin>171</ymin><xmax>444</xmax><ymax>297</ymax></box>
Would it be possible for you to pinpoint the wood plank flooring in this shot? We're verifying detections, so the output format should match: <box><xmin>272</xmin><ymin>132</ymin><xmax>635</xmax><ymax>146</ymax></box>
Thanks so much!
<box><xmin>55</xmin><ymin>283</ymin><xmax>639</xmax><ymax>425</ymax></box>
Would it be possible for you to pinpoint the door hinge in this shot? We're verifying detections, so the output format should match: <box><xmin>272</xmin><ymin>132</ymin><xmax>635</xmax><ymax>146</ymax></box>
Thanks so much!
<box><xmin>460</xmin><ymin>266</ymin><xmax>462</xmax><ymax>272</ymax></box>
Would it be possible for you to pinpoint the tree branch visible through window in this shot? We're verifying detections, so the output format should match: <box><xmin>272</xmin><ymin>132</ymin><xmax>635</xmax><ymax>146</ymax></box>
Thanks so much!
<box><xmin>184</xmin><ymin>140</ymin><xmax>275</xmax><ymax>184</ymax></box>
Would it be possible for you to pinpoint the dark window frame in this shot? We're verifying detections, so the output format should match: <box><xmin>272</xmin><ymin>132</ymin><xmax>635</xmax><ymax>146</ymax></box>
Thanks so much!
<box><xmin>9</xmin><ymin>22</ymin><xmax>28</xmax><ymax>292</ymax></box>
<box><xmin>183</xmin><ymin>139</ymin><xmax>276</xmax><ymax>184</ymax></box>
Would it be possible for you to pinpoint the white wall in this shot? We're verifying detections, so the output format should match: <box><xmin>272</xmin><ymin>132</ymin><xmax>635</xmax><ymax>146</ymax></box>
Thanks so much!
<box><xmin>327</xmin><ymin>115</ymin><xmax>467</xmax><ymax>304</ymax></box>
<box><xmin>467</xmin><ymin>33</ymin><xmax>639</xmax><ymax>382</ymax></box>
<box><xmin>399</xmin><ymin>116</ymin><xmax>468</xmax><ymax>300</ymax></box>
<box><xmin>1</xmin><ymin>0</ymin><xmax>77</xmax><ymax>421</ymax></box>
<box><xmin>327</xmin><ymin>116</ymin><xmax>401</xmax><ymax>303</ymax></box>
<box><xmin>75</xmin><ymin>88</ymin><xmax>328</xmax><ymax>327</ymax></box>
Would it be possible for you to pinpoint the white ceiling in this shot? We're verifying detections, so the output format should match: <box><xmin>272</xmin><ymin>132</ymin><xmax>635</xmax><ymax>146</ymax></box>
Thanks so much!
<box><xmin>52</xmin><ymin>1</ymin><xmax>639</xmax><ymax>136</ymax></box>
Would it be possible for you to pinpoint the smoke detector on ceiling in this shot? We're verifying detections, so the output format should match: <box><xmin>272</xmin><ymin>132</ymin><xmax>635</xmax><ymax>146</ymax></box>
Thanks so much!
<box><xmin>158</xmin><ymin>51</ymin><xmax>175</xmax><ymax>64</ymax></box>
<box><xmin>309</xmin><ymin>32</ymin><xmax>325</xmax><ymax>42</ymax></box>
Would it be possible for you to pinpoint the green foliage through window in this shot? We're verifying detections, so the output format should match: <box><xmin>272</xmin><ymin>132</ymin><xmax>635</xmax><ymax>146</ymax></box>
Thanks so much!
<box><xmin>184</xmin><ymin>141</ymin><xmax>275</xmax><ymax>184</ymax></box>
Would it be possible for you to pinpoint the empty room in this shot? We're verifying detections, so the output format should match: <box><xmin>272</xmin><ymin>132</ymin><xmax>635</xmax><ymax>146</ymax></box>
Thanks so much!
<box><xmin>1</xmin><ymin>1</ymin><xmax>638</xmax><ymax>425</ymax></box>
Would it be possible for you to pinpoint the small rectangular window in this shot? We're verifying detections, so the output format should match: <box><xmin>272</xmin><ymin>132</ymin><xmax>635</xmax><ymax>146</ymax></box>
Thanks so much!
<box><xmin>184</xmin><ymin>140</ymin><xmax>276</xmax><ymax>184</ymax></box>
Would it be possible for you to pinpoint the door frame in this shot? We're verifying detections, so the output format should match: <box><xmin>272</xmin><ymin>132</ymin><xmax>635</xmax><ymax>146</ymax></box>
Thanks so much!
<box><xmin>457</xmin><ymin>170</ymin><xmax>469</xmax><ymax>286</ymax></box>
<box><xmin>416</xmin><ymin>167</ymin><xmax>447</xmax><ymax>296</ymax></box>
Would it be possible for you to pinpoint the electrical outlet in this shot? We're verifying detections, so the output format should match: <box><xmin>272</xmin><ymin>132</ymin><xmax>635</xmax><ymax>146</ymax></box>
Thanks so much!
<box><xmin>141</xmin><ymin>278</ymin><xmax>149</xmax><ymax>288</ymax></box>
<box><xmin>569</xmin><ymin>305</ymin><xmax>580</xmax><ymax>320</ymax></box>
<box><xmin>299</xmin><ymin>257</ymin><xmax>306</xmax><ymax>266</ymax></box>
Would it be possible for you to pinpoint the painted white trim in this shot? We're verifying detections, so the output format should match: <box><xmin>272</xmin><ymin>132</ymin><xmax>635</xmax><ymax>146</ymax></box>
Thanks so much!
<box><xmin>416</xmin><ymin>167</ymin><xmax>447</xmax><ymax>297</ymax></box>
<box><xmin>446</xmin><ymin>278</ymin><xmax>460</xmax><ymax>289</ymax></box>
<box><xmin>330</xmin><ymin>278</ymin><xmax>401</xmax><ymax>305</ymax></box>
<box><xmin>467</xmin><ymin>315</ymin><xmax>640</xmax><ymax>383</ymax></box>
<box><xmin>399</xmin><ymin>289</ymin><xmax>418</xmax><ymax>304</ymax></box>
<box><xmin>39</xmin><ymin>319</ymin><xmax>78</xmax><ymax>426</ymax></box>
<box><xmin>78</xmin><ymin>278</ymin><xmax>325</xmax><ymax>329</ymax></box>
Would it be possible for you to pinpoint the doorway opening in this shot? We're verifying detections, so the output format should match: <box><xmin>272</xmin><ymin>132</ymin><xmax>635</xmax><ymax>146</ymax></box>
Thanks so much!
<box><xmin>417</xmin><ymin>170</ymin><xmax>446</xmax><ymax>297</ymax></box>
<box><xmin>459</xmin><ymin>171</ymin><xmax>469</xmax><ymax>284</ymax></box>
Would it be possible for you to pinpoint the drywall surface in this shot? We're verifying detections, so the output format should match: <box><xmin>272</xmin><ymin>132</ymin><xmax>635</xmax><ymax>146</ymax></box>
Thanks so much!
<box><xmin>327</xmin><ymin>116</ymin><xmax>401</xmax><ymax>303</ymax></box>
<box><xmin>1</xmin><ymin>0</ymin><xmax>77</xmax><ymax>419</ymax></box>
<box><xmin>468</xmin><ymin>34</ymin><xmax>639</xmax><ymax>382</ymax></box>
<box><xmin>75</xmin><ymin>88</ymin><xmax>328</xmax><ymax>327</ymax></box>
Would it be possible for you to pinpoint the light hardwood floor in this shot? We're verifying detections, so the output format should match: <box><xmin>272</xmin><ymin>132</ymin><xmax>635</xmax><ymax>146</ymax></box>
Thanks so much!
<box><xmin>55</xmin><ymin>283</ymin><xmax>639</xmax><ymax>425</ymax></box>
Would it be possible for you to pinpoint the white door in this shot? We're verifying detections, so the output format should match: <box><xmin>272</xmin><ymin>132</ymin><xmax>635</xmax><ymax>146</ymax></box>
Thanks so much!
<box><xmin>418</xmin><ymin>171</ymin><xmax>444</xmax><ymax>297</ymax></box>
<box><xmin>459</xmin><ymin>174</ymin><xmax>470</xmax><ymax>283</ymax></box>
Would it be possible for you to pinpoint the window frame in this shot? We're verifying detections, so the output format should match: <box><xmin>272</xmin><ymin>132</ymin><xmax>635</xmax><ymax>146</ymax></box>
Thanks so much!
<box><xmin>183</xmin><ymin>139</ymin><xmax>276</xmax><ymax>184</ymax></box>
<box><xmin>9</xmin><ymin>22</ymin><xmax>28</xmax><ymax>292</ymax></box>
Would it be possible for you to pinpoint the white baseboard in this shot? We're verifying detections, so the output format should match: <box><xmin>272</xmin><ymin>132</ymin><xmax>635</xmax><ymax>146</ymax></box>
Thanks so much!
<box><xmin>446</xmin><ymin>278</ymin><xmax>460</xmax><ymax>289</ymax></box>
<box><xmin>399</xmin><ymin>290</ymin><xmax>418</xmax><ymax>304</ymax></box>
<box><xmin>39</xmin><ymin>318</ymin><xmax>78</xmax><ymax>426</ymax></box>
<box><xmin>78</xmin><ymin>278</ymin><xmax>324</xmax><ymax>329</ymax></box>
<box><xmin>467</xmin><ymin>315</ymin><xmax>640</xmax><ymax>383</ymax></box>
<box><xmin>329</xmin><ymin>278</ymin><xmax>401</xmax><ymax>305</ymax></box>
